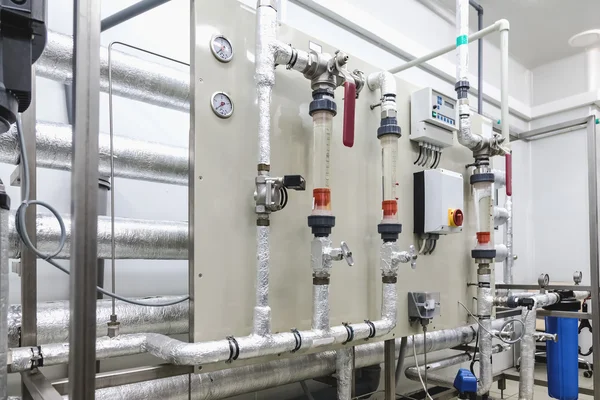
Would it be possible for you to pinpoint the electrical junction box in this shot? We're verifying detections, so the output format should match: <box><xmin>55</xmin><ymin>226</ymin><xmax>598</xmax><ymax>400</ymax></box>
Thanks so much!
<box><xmin>410</xmin><ymin>87</ymin><xmax>458</xmax><ymax>148</ymax></box>
<box><xmin>414</xmin><ymin>169</ymin><xmax>464</xmax><ymax>235</ymax></box>
<box><xmin>408</xmin><ymin>291</ymin><xmax>441</xmax><ymax>323</ymax></box>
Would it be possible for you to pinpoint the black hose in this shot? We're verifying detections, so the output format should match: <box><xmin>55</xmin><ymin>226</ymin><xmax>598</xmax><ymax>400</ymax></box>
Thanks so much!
<box><xmin>414</xmin><ymin>146</ymin><xmax>423</xmax><ymax>165</ymax></box>
<box><xmin>395</xmin><ymin>337</ymin><xmax>409</xmax><ymax>386</ymax></box>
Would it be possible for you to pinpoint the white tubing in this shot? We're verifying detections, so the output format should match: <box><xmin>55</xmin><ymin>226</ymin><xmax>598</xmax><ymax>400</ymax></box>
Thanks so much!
<box><xmin>500</xmin><ymin>27</ymin><xmax>510</xmax><ymax>143</ymax></box>
<box><xmin>456</xmin><ymin>0</ymin><xmax>469</xmax><ymax>82</ymax></box>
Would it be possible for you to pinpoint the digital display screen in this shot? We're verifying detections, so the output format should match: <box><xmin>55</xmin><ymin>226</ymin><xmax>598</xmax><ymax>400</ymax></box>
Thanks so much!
<box><xmin>444</xmin><ymin>100</ymin><xmax>454</xmax><ymax>109</ymax></box>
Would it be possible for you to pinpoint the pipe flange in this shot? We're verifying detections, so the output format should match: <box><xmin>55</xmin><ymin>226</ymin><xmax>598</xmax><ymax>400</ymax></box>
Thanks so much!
<box><xmin>469</xmin><ymin>173</ymin><xmax>495</xmax><ymax>184</ymax></box>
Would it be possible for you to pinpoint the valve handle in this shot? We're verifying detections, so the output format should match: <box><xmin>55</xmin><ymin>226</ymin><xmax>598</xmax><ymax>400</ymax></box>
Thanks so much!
<box><xmin>408</xmin><ymin>244</ymin><xmax>417</xmax><ymax>270</ymax></box>
<box><xmin>343</xmin><ymin>81</ymin><xmax>356</xmax><ymax>147</ymax></box>
<box><xmin>340</xmin><ymin>241</ymin><xmax>354</xmax><ymax>266</ymax></box>
<box><xmin>505</xmin><ymin>153</ymin><xmax>512</xmax><ymax>196</ymax></box>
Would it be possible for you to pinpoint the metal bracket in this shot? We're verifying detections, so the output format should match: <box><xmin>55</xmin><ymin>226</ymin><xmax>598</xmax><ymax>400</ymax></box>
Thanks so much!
<box><xmin>21</xmin><ymin>369</ymin><xmax>62</xmax><ymax>400</ymax></box>
<box><xmin>10</xmin><ymin>164</ymin><xmax>21</xmax><ymax>187</ymax></box>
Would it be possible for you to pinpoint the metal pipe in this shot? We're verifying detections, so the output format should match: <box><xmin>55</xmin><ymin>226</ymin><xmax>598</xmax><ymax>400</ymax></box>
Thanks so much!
<box><xmin>7</xmin><ymin>296</ymin><xmax>189</xmax><ymax>347</ymax></box>
<box><xmin>12</xmin><ymin>323</ymin><xmax>487</xmax><ymax>394</ymax></box>
<box><xmin>518</xmin><ymin>305</ymin><xmax>536</xmax><ymax>400</ymax></box>
<box><xmin>476</xmin><ymin>267</ymin><xmax>493</xmax><ymax>396</ymax></box>
<box><xmin>96</xmin><ymin>179</ymin><xmax>110</xmax><ymax>299</ymax></box>
<box><xmin>336</xmin><ymin>347</ymin><xmax>354</xmax><ymax>400</ymax></box>
<box><xmin>70</xmin><ymin>0</ymin><xmax>101</xmax><ymax>397</ymax></box>
<box><xmin>0</xmin><ymin>185</ymin><xmax>9</xmax><ymax>399</ymax></box>
<box><xmin>389</xmin><ymin>20</ymin><xmax>506</xmax><ymax>74</ymax></box>
<box><xmin>384</xmin><ymin>340</ymin><xmax>395</xmax><ymax>400</ymax></box>
<box><xmin>586</xmin><ymin>115</ymin><xmax>600</xmax><ymax>396</ymax></box>
<box><xmin>0</xmin><ymin>122</ymin><xmax>188</xmax><ymax>185</ymax></box>
<box><xmin>36</xmin><ymin>31</ymin><xmax>189</xmax><ymax>112</ymax></box>
<box><xmin>101</xmin><ymin>0</ymin><xmax>171</xmax><ymax>32</ymax></box>
<box><xmin>394</xmin><ymin>337</ymin><xmax>408</xmax><ymax>388</ymax></box>
<box><xmin>503</xmin><ymin>197</ymin><xmax>514</xmax><ymax>285</ymax></box>
<box><xmin>8</xmin><ymin>213</ymin><xmax>187</xmax><ymax>260</ymax></box>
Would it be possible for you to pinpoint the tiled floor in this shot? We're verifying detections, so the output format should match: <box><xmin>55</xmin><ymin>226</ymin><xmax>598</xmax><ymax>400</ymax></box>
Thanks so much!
<box><xmin>486</xmin><ymin>366</ymin><xmax>594</xmax><ymax>399</ymax></box>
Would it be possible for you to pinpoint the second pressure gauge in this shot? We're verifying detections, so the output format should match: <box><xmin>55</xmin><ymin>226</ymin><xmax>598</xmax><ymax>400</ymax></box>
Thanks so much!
<box><xmin>211</xmin><ymin>92</ymin><xmax>234</xmax><ymax>119</ymax></box>
<box><xmin>210</xmin><ymin>35</ymin><xmax>234</xmax><ymax>63</ymax></box>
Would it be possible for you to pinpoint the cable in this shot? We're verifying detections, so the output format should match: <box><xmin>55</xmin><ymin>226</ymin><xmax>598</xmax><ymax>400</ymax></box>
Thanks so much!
<box><xmin>14</xmin><ymin>115</ymin><xmax>189</xmax><ymax>307</ymax></box>
<box><xmin>299</xmin><ymin>381</ymin><xmax>315</xmax><ymax>400</ymax></box>
<box><xmin>412</xmin><ymin>335</ymin><xmax>434</xmax><ymax>400</ymax></box>
<box><xmin>458</xmin><ymin>301</ymin><xmax>525</xmax><ymax>344</ymax></box>
<box><xmin>470</xmin><ymin>328</ymin><xmax>480</xmax><ymax>376</ymax></box>
<box><xmin>430</xmin><ymin>151</ymin><xmax>438</xmax><ymax>169</ymax></box>
<box><xmin>414</xmin><ymin>144</ymin><xmax>423</xmax><ymax>165</ymax></box>
<box><xmin>418</xmin><ymin>238</ymin><xmax>428</xmax><ymax>255</ymax></box>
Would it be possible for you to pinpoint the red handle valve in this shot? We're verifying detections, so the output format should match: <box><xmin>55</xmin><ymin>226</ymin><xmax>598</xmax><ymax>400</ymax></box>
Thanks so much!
<box><xmin>505</xmin><ymin>153</ymin><xmax>512</xmax><ymax>196</ymax></box>
<box><xmin>343</xmin><ymin>80</ymin><xmax>356</xmax><ymax>147</ymax></box>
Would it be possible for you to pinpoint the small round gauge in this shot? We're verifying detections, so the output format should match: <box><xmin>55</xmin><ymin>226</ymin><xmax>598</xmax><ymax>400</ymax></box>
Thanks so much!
<box><xmin>210</xmin><ymin>35</ymin><xmax>234</xmax><ymax>63</ymax></box>
<box><xmin>211</xmin><ymin>92</ymin><xmax>234</xmax><ymax>119</ymax></box>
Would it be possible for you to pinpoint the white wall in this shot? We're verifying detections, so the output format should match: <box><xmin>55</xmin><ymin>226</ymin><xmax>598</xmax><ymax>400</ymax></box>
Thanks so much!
<box><xmin>532</xmin><ymin>52</ymin><xmax>588</xmax><ymax>106</ymax></box>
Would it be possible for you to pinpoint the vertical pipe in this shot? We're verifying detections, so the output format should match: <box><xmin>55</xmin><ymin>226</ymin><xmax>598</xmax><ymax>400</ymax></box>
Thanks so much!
<box><xmin>500</xmin><ymin>27</ymin><xmax>510</xmax><ymax>143</ymax></box>
<box><xmin>0</xmin><ymin>185</ymin><xmax>9</xmax><ymax>400</ymax></box>
<box><xmin>384</xmin><ymin>339</ymin><xmax>395</xmax><ymax>400</ymax></box>
<box><xmin>70</xmin><ymin>0</ymin><xmax>101</xmax><ymax>398</ymax></box>
<box><xmin>96</xmin><ymin>178</ymin><xmax>110</xmax><ymax>300</ymax></box>
<box><xmin>311</xmin><ymin>282</ymin><xmax>330</xmax><ymax>331</ymax></box>
<box><xmin>336</xmin><ymin>347</ymin><xmax>354</xmax><ymax>400</ymax></box>
<box><xmin>253</xmin><ymin>224</ymin><xmax>271</xmax><ymax>335</ymax></box>
<box><xmin>476</xmin><ymin>9</ymin><xmax>483</xmax><ymax>114</ymax></box>
<box><xmin>518</xmin><ymin>305</ymin><xmax>536</xmax><ymax>400</ymax></box>
<box><xmin>477</xmin><ymin>267</ymin><xmax>493</xmax><ymax>395</ymax></box>
<box><xmin>20</xmin><ymin>69</ymin><xmax>37</xmax><ymax>400</ymax></box>
<box><xmin>585</xmin><ymin>115</ymin><xmax>600</xmax><ymax>397</ymax></box>
<box><xmin>503</xmin><ymin>197</ymin><xmax>513</xmax><ymax>285</ymax></box>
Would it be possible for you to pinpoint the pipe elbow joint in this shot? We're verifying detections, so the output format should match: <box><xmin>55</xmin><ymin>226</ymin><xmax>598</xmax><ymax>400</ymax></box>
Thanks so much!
<box><xmin>497</xmin><ymin>19</ymin><xmax>510</xmax><ymax>32</ymax></box>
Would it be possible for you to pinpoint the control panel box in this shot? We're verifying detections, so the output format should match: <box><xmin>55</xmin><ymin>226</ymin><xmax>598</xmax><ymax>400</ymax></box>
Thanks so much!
<box><xmin>414</xmin><ymin>169</ymin><xmax>464</xmax><ymax>234</ymax></box>
<box><xmin>410</xmin><ymin>87</ymin><xmax>458</xmax><ymax>148</ymax></box>
<box><xmin>408</xmin><ymin>292</ymin><xmax>441</xmax><ymax>323</ymax></box>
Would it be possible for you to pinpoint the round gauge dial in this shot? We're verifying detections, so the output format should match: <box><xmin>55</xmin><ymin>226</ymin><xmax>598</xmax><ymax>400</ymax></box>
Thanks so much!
<box><xmin>211</xmin><ymin>92</ymin><xmax>234</xmax><ymax>119</ymax></box>
<box><xmin>210</xmin><ymin>35</ymin><xmax>234</xmax><ymax>63</ymax></box>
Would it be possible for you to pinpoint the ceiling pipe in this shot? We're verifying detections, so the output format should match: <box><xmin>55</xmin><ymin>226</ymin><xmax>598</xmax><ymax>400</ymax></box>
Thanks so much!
<box><xmin>469</xmin><ymin>0</ymin><xmax>484</xmax><ymax>115</ymax></box>
<box><xmin>101</xmin><ymin>0</ymin><xmax>172</xmax><ymax>32</ymax></box>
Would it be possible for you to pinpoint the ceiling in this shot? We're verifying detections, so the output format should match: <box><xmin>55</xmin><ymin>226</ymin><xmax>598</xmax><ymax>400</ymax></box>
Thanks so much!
<box><xmin>437</xmin><ymin>0</ymin><xmax>600</xmax><ymax>69</ymax></box>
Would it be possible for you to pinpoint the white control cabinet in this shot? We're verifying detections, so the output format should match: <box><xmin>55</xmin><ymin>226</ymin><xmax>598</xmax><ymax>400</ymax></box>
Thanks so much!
<box><xmin>410</xmin><ymin>87</ymin><xmax>458</xmax><ymax>148</ymax></box>
<box><xmin>414</xmin><ymin>169</ymin><xmax>464</xmax><ymax>235</ymax></box>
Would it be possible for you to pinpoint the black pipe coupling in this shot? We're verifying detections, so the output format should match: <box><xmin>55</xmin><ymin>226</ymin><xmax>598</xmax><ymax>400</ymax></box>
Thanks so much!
<box><xmin>377</xmin><ymin>222</ymin><xmax>402</xmax><ymax>242</ymax></box>
<box><xmin>308</xmin><ymin>215</ymin><xmax>335</xmax><ymax>237</ymax></box>
<box><xmin>455</xmin><ymin>80</ymin><xmax>470</xmax><ymax>99</ymax></box>
<box><xmin>377</xmin><ymin>117</ymin><xmax>401</xmax><ymax>138</ymax></box>
<box><xmin>309</xmin><ymin>89</ymin><xmax>337</xmax><ymax>116</ymax></box>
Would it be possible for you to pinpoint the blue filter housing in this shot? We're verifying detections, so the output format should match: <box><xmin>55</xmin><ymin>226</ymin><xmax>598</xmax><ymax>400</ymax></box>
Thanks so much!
<box><xmin>545</xmin><ymin>316</ymin><xmax>579</xmax><ymax>399</ymax></box>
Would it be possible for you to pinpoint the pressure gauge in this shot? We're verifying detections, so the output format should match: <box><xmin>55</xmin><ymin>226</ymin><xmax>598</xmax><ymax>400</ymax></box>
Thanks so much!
<box><xmin>211</xmin><ymin>92</ymin><xmax>234</xmax><ymax>119</ymax></box>
<box><xmin>210</xmin><ymin>35</ymin><xmax>234</xmax><ymax>63</ymax></box>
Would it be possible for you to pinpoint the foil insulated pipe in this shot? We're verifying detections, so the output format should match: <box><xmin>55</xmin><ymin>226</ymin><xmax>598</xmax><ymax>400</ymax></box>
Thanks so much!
<box><xmin>0</xmin><ymin>195</ymin><xmax>8</xmax><ymax>399</ymax></box>
<box><xmin>7</xmin><ymin>296</ymin><xmax>189</xmax><ymax>347</ymax></box>
<box><xmin>312</xmin><ymin>283</ymin><xmax>330</xmax><ymax>331</ymax></box>
<box><xmin>37</xmin><ymin>31</ymin><xmax>190</xmax><ymax>112</ymax></box>
<box><xmin>519</xmin><ymin>303</ymin><xmax>537</xmax><ymax>400</ymax></box>
<box><xmin>503</xmin><ymin>197</ymin><xmax>514</xmax><ymax>285</ymax></box>
<box><xmin>8</xmin><ymin>213</ymin><xmax>187</xmax><ymax>259</ymax></box>
<box><xmin>476</xmin><ymin>269</ymin><xmax>493</xmax><ymax>396</ymax></box>
<box><xmin>336</xmin><ymin>347</ymin><xmax>353</xmax><ymax>400</ymax></box>
<box><xmin>253</xmin><ymin>225</ymin><xmax>271</xmax><ymax>336</ymax></box>
<box><xmin>56</xmin><ymin>322</ymin><xmax>503</xmax><ymax>400</ymax></box>
<box><xmin>0</xmin><ymin>122</ymin><xmax>188</xmax><ymax>185</ymax></box>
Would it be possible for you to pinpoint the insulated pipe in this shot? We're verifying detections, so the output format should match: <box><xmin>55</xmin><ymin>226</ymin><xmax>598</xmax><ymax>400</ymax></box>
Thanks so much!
<box><xmin>0</xmin><ymin>122</ymin><xmax>188</xmax><ymax>185</ymax></box>
<box><xmin>476</xmin><ymin>268</ymin><xmax>493</xmax><ymax>396</ymax></box>
<box><xmin>0</xmin><ymin>189</ymin><xmax>8</xmax><ymax>399</ymax></box>
<box><xmin>11</xmin><ymin>321</ymin><xmax>496</xmax><ymax>375</ymax></box>
<box><xmin>8</xmin><ymin>213</ymin><xmax>187</xmax><ymax>259</ymax></box>
<box><xmin>500</xmin><ymin>27</ymin><xmax>510</xmax><ymax>143</ymax></box>
<box><xmin>518</xmin><ymin>303</ymin><xmax>537</xmax><ymax>400</ymax></box>
<box><xmin>503</xmin><ymin>197</ymin><xmax>514</xmax><ymax>284</ymax></box>
<box><xmin>37</xmin><ymin>31</ymin><xmax>190</xmax><ymax>112</ymax></box>
<box><xmin>336</xmin><ymin>347</ymin><xmax>353</xmax><ymax>400</ymax></box>
<box><xmin>7</xmin><ymin>296</ymin><xmax>189</xmax><ymax>347</ymax></box>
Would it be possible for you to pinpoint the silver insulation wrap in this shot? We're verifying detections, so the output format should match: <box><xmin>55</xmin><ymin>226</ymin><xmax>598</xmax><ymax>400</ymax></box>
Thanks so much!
<box><xmin>0</xmin><ymin>122</ymin><xmax>187</xmax><ymax>185</ymax></box>
<box><xmin>477</xmin><ymin>272</ymin><xmax>493</xmax><ymax>395</ymax></box>
<box><xmin>457</xmin><ymin>113</ymin><xmax>483</xmax><ymax>150</ymax></box>
<box><xmin>10</xmin><ymin>334</ymin><xmax>147</xmax><ymax>372</ymax></box>
<box><xmin>518</xmin><ymin>305</ymin><xmax>536</xmax><ymax>400</ymax></box>
<box><xmin>255</xmin><ymin>3</ymin><xmax>278</xmax><ymax>165</ymax></box>
<box><xmin>58</xmin><ymin>324</ymin><xmax>486</xmax><ymax>400</ymax></box>
<box><xmin>503</xmin><ymin>197</ymin><xmax>514</xmax><ymax>284</ymax></box>
<box><xmin>336</xmin><ymin>347</ymin><xmax>353</xmax><ymax>400</ymax></box>
<box><xmin>7</xmin><ymin>296</ymin><xmax>188</xmax><ymax>347</ymax></box>
<box><xmin>8</xmin><ymin>213</ymin><xmax>187</xmax><ymax>259</ymax></box>
<box><xmin>312</xmin><ymin>283</ymin><xmax>330</xmax><ymax>331</ymax></box>
<box><xmin>37</xmin><ymin>31</ymin><xmax>190</xmax><ymax>112</ymax></box>
<box><xmin>253</xmin><ymin>225</ymin><xmax>271</xmax><ymax>335</ymax></box>
<box><xmin>0</xmin><ymin>206</ymin><xmax>8</xmax><ymax>398</ymax></box>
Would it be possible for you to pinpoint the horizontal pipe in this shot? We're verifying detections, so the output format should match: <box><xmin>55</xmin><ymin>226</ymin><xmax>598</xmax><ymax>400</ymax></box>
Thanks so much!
<box><xmin>12</xmin><ymin>322</ymin><xmax>482</xmax><ymax>377</ymax></box>
<box><xmin>389</xmin><ymin>20</ymin><xmax>508</xmax><ymax>74</ymax></box>
<box><xmin>101</xmin><ymin>0</ymin><xmax>171</xmax><ymax>32</ymax></box>
<box><xmin>48</xmin><ymin>322</ymin><xmax>505</xmax><ymax>399</ymax></box>
<box><xmin>7</xmin><ymin>296</ymin><xmax>188</xmax><ymax>347</ymax></box>
<box><xmin>37</xmin><ymin>31</ymin><xmax>189</xmax><ymax>112</ymax></box>
<box><xmin>0</xmin><ymin>122</ymin><xmax>188</xmax><ymax>185</ymax></box>
<box><xmin>9</xmin><ymin>213</ymin><xmax>187</xmax><ymax>259</ymax></box>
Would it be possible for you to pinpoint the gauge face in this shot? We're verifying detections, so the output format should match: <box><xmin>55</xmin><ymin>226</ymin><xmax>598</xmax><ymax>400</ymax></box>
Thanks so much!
<box><xmin>211</xmin><ymin>92</ymin><xmax>234</xmax><ymax>118</ymax></box>
<box><xmin>210</xmin><ymin>35</ymin><xmax>233</xmax><ymax>63</ymax></box>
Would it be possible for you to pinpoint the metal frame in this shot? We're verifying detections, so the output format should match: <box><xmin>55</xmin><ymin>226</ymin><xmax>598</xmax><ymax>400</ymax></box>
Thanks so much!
<box><xmin>68</xmin><ymin>0</ymin><xmax>101</xmax><ymax>398</ymax></box>
<box><xmin>21</xmin><ymin>370</ymin><xmax>63</xmax><ymax>400</ymax></box>
<box><xmin>496</xmin><ymin>283</ymin><xmax>591</xmax><ymax>291</ymax></box>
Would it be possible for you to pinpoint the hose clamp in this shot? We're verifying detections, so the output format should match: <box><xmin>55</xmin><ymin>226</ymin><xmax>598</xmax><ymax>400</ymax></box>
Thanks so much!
<box><xmin>342</xmin><ymin>322</ymin><xmax>354</xmax><ymax>344</ymax></box>
<box><xmin>364</xmin><ymin>320</ymin><xmax>376</xmax><ymax>339</ymax></box>
<box><xmin>226</xmin><ymin>336</ymin><xmax>240</xmax><ymax>363</ymax></box>
<box><xmin>291</xmin><ymin>328</ymin><xmax>302</xmax><ymax>353</ymax></box>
